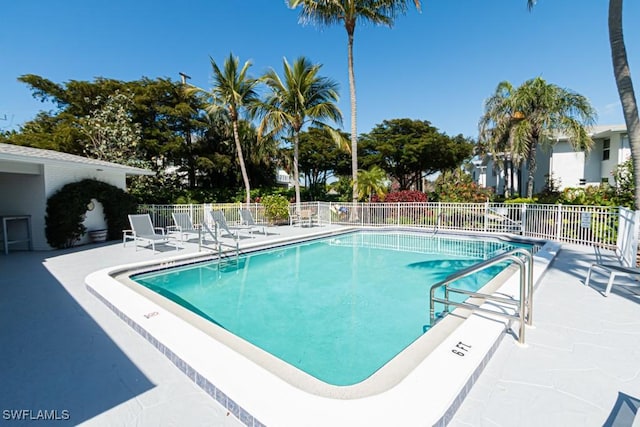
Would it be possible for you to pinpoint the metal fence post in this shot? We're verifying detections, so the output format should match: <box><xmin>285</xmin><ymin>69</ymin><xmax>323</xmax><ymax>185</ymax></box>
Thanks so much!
<box><xmin>521</xmin><ymin>203</ymin><xmax>527</xmax><ymax>236</ymax></box>
<box><xmin>556</xmin><ymin>204</ymin><xmax>563</xmax><ymax>240</ymax></box>
<box><xmin>484</xmin><ymin>201</ymin><xmax>489</xmax><ymax>232</ymax></box>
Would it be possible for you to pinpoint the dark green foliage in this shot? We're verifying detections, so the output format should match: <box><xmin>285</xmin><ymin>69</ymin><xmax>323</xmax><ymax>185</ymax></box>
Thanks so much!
<box><xmin>10</xmin><ymin>74</ymin><xmax>280</xmax><ymax>202</ymax></box>
<box><xmin>359</xmin><ymin>119</ymin><xmax>473</xmax><ymax>190</ymax></box>
<box><xmin>127</xmin><ymin>173</ymin><xmax>186</xmax><ymax>204</ymax></box>
<box><xmin>298</xmin><ymin>127</ymin><xmax>349</xmax><ymax>189</ymax></box>
<box><xmin>45</xmin><ymin>179</ymin><xmax>137</xmax><ymax>248</ymax></box>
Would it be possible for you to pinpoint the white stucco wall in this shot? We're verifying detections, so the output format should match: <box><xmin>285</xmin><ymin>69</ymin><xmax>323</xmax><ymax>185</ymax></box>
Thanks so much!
<box><xmin>0</xmin><ymin>172</ymin><xmax>46</xmax><ymax>250</ymax></box>
<box><xmin>531</xmin><ymin>146</ymin><xmax>551</xmax><ymax>193</ymax></box>
<box><xmin>550</xmin><ymin>142</ymin><xmax>586</xmax><ymax>189</ymax></box>
<box><xmin>44</xmin><ymin>164</ymin><xmax>125</xmax><ymax>197</ymax></box>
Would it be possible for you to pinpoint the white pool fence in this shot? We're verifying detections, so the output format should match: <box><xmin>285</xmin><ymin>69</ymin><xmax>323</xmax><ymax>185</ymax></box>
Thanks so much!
<box><xmin>137</xmin><ymin>202</ymin><xmax>640</xmax><ymax>267</ymax></box>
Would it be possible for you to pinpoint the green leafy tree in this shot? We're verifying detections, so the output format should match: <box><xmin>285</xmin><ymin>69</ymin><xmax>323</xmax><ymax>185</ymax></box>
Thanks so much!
<box><xmin>298</xmin><ymin>126</ymin><xmax>349</xmax><ymax>196</ymax></box>
<box><xmin>79</xmin><ymin>90</ymin><xmax>143</xmax><ymax>166</ymax></box>
<box><xmin>12</xmin><ymin>75</ymin><xmax>207</xmax><ymax>178</ymax></box>
<box><xmin>187</xmin><ymin>54</ymin><xmax>260</xmax><ymax>205</ymax></box>
<box><xmin>257</xmin><ymin>57</ymin><xmax>342</xmax><ymax>212</ymax></box>
<box><xmin>479</xmin><ymin>77</ymin><xmax>596</xmax><ymax>198</ymax></box>
<box><xmin>288</xmin><ymin>0</ymin><xmax>421</xmax><ymax>205</ymax></box>
<box><xmin>360</xmin><ymin>118</ymin><xmax>473</xmax><ymax>190</ymax></box>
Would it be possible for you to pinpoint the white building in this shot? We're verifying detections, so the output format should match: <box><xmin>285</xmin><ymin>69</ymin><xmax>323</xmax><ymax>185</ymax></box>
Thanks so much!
<box><xmin>276</xmin><ymin>169</ymin><xmax>293</xmax><ymax>188</ymax></box>
<box><xmin>472</xmin><ymin>124</ymin><xmax>629</xmax><ymax>195</ymax></box>
<box><xmin>0</xmin><ymin>143</ymin><xmax>151</xmax><ymax>251</ymax></box>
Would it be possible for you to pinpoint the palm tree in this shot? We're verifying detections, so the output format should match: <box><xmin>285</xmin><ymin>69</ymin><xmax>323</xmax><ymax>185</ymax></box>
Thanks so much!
<box><xmin>288</xmin><ymin>0</ymin><xmax>421</xmax><ymax>206</ymax></box>
<box><xmin>357</xmin><ymin>166</ymin><xmax>388</xmax><ymax>201</ymax></box>
<box><xmin>609</xmin><ymin>0</ymin><xmax>640</xmax><ymax>208</ymax></box>
<box><xmin>479</xmin><ymin>77</ymin><xmax>597</xmax><ymax>198</ymax></box>
<box><xmin>527</xmin><ymin>0</ymin><xmax>640</xmax><ymax>208</ymax></box>
<box><xmin>187</xmin><ymin>53</ymin><xmax>260</xmax><ymax>205</ymax></box>
<box><xmin>257</xmin><ymin>57</ymin><xmax>342</xmax><ymax>213</ymax></box>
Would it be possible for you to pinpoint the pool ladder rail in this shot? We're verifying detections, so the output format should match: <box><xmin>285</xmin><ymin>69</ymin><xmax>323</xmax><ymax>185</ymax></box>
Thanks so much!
<box><xmin>428</xmin><ymin>248</ymin><xmax>534</xmax><ymax>345</ymax></box>
<box><xmin>198</xmin><ymin>222</ymin><xmax>241</xmax><ymax>269</ymax></box>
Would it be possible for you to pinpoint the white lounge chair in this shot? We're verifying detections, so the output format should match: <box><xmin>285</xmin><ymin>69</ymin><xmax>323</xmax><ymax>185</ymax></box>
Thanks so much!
<box><xmin>168</xmin><ymin>212</ymin><xmax>201</xmax><ymax>244</ymax></box>
<box><xmin>209</xmin><ymin>210</ymin><xmax>253</xmax><ymax>240</ymax></box>
<box><xmin>585</xmin><ymin>263</ymin><xmax>640</xmax><ymax>296</ymax></box>
<box><xmin>239</xmin><ymin>208</ymin><xmax>278</xmax><ymax>235</ymax></box>
<box><xmin>126</xmin><ymin>214</ymin><xmax>178</xmax><ymax>253</ymax></box>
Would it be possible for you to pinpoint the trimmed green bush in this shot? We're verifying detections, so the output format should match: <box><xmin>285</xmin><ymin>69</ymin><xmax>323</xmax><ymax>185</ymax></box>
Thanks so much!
<box><xmin>46</xmin><ymin>179</ymin><xmax>137</xmax><ymax>248</ymax></box>
<box><xmin>261</xmin><ymin>194</ymin><xmax>290</xmax><ymax>224</ymax></box>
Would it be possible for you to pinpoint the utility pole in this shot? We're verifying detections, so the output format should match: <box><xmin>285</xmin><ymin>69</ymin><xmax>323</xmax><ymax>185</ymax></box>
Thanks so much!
<box><xmin>179</xmin><ymin>72</ymin><xmax>191</xmax><ymax>85</ymax></box>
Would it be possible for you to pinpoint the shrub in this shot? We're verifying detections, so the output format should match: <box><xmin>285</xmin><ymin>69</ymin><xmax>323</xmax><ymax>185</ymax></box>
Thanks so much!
<box><xmin>46</xmin><ymin>179</ymin><xmax>137</xmax><ymax>248</ymax></box>
<box><xmin>372</xmin><ymin>190</ymin><xmax>427</xmax><ymax>203</ymax></box>
<box><xmin>611</xmin><ymin>158</ymin><xmax>635</xmax><ymax>208</ymax></box>
<box><xmin>261</xmin><ymin>194</ymin><xmax>290</xmax><ymax>224</ymax></box>
<box><xmin>559</xmin><ymin>185</ymin><xmax>616</xmax><ymax>206</ymax></box>
<box><xmin>505</xmin><ymin>197</ymin><xmax>537</xmax><ymax>204</ymax></box>
<box><xmin>433</xmin><ymin>170</ymin><xmax>493</xmax><ymax>203</ymax></box>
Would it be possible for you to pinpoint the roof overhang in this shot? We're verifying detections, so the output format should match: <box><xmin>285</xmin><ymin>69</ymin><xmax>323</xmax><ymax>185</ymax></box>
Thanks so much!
<box><xmin>0</xmin><ymin>143</ymin><xmax>154</xmax><ymax>176</ymax></box>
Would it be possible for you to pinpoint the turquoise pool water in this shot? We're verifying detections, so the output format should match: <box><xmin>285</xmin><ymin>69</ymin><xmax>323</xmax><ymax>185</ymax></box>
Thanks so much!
<box><xmin>132</xmin><ymin>232</ymin><xmax>530</xmax><ymax>386</ymax></box>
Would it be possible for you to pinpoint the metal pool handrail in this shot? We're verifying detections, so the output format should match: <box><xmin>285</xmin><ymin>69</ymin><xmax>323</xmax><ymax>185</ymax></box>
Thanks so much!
<box><xmin>428</xmin><ymin>248</ymin><xmax>533</xmax><ymax>344</ymax></box>
<box><xmin>198</xmin><ymin>222</ymin><xmax>240</xmax><ymax>263</ymax></box>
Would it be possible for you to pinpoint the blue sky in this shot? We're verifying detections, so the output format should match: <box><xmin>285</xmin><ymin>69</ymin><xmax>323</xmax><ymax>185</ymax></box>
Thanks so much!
<box><xmin>1</xmin><ymin>1</ymin><xmax>638</xmax><ymax>139</ymax></box>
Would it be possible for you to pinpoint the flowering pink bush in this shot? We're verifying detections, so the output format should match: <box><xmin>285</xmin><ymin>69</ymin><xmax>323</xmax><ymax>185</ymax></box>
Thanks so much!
<box><xmin>372</xmin><ymin>190</ymin><xmax>428</xmax><ymax>203</ymax></box>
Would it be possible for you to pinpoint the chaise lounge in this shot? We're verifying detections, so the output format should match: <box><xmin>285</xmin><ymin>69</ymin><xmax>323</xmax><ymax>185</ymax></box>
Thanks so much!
<box><xmin>209</xmin><ymin>210</ymin><xmax>254</xmax><ymax>240</ymax></box>
<box><xmin>239</xmin><ymin>208</ymin><xmax>278</xmax><ymax>235</ymax></box>
<box><xmin>168</xmin><ymin>212</ymin><xmax>202</xmax><ymax>244</ymax></box>
<box><xmin>125</xmin><ymin>214</ymin><xmax>178</xmax><ymax>253</ymax></box>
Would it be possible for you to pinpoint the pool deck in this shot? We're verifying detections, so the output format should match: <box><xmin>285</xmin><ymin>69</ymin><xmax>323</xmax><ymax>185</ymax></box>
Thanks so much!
<box><xmin>1</xmin><ymin>225</ymin><xmax>639</xmax><ymax>426</ymax></box>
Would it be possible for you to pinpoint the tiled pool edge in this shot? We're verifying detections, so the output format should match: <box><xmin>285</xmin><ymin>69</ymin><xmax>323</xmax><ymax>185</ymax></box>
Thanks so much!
<box><xmin>434</xmin><ymin>326</ymin><xmax>507</xmax><ymax>426</ymax></box>
<box><xmin>86</xmin><ymin>284</ymin><xmax>265</xmax><ymax>427</ymax></box>
<box><xmin>85</xmin><ymin>235</ymin><xmax>561</xmax><ymax>426</ymax></box>
<box><xmin>434</xmin><ymin>239</ymin><xmax>561</xmax><ymax>425</ymax></box>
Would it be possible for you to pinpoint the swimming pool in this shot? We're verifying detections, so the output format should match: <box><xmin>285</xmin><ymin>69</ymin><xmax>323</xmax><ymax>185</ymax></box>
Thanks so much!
<box><xmin>86</xmin><ymin>228</ymin><xmax>559</xmax><ymax>426</ymax></box>
<box><xmin>131</xmin><ymin>231</ymin><xmax>526</xmax><ymax>386</ymax></box>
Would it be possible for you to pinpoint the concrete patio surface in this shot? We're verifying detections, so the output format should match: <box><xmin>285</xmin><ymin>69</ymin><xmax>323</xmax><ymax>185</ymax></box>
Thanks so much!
<box><xmin>1</xmin><ymin>227</ymin><xmax>639</xmax><ymax>426</ymax></box>
<box><xmin>450</xmin><ymin>243</ymin><xmax>640</xmax><ymax>427</ymax></box>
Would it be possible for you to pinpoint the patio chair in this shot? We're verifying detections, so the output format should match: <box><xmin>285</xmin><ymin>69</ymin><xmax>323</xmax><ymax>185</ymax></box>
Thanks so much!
<box><xmin>126</xmin><ymin>214</ymin><xmax>178</xmax><ymax>253</ymax></box>
<box><xmin>168</xmin><ymin>212</ymin><xmax>201</xmax><ymax>244</ymax></box>
<box><xmin>291</xmin><ymin>209</ymin><xmax>317</xmax><ymax>227</ymax></box>
<box><xmin>239</xmin><ymin>208</ymin><xmax>278</xmax><ymax>235</ymax></box>
<box><xmin>584</xmin><ymin>263</ymin><xmax>640</xmax><ymax>297</ymax></box>
<box><xmin>209</xmin><ymin>210</ymin><xmax>254</xmax><ymax>240</ymax></box>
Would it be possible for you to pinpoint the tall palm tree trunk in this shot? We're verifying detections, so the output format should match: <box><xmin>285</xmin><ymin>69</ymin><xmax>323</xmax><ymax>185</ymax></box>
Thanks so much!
<box><xmin>348</xmin><ymin>31</ymin><xmax>359</xmax><ymax>211</ymax></box>
<box><xmin>232</xmin><ymin>119</ymin><xmax>252</xmax><ymax>205</ymax></box>
<box><xmin>293</xmin><ymin>131</ymin><xmax>302</xmax><ymax>214</ymax></box>
<box><xmin>526</xmin><ymin>141</ymin><xmax>538</xmax><ymax>198</ymax></box>
<box><xmin>609</xmin><ymin>0</ymin><xmax>640</xmax><ymax>209</ymax></box>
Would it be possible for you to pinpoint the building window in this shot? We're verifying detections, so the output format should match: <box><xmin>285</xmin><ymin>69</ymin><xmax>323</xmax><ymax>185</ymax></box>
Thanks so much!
<box><xmin>622</xmin><ymin>133</ymin><xmax>629</xmax><ymax>149</ymax></box>
<box><xmin>603</xmin><ymin>139</ymin><xmax>610</xmax><ymax>161</ymax></box>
